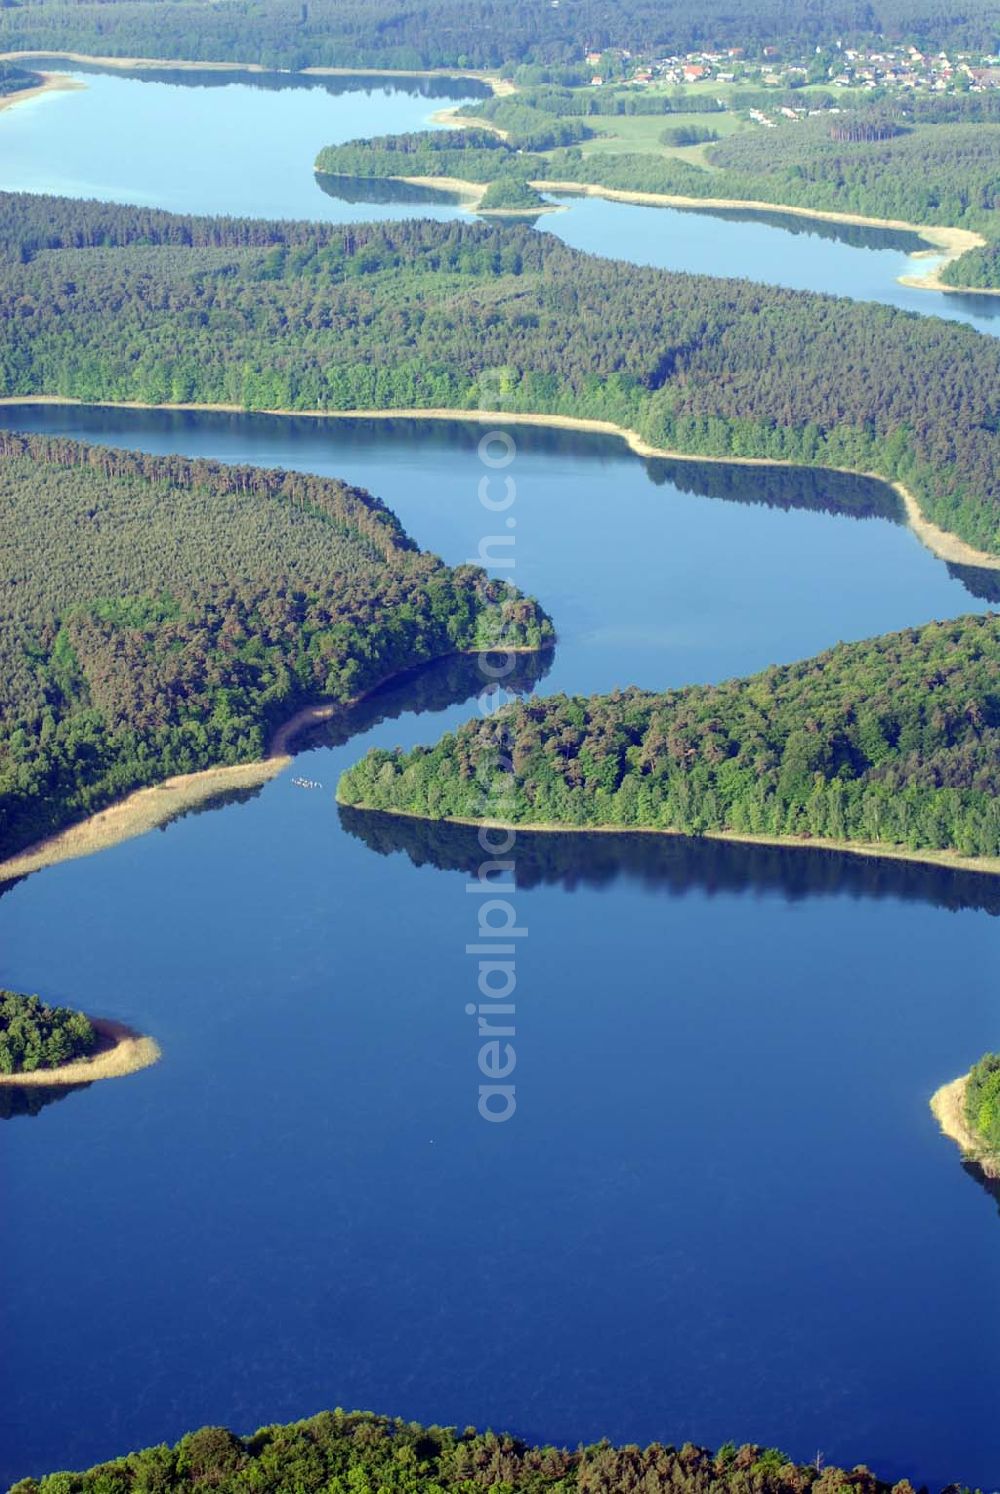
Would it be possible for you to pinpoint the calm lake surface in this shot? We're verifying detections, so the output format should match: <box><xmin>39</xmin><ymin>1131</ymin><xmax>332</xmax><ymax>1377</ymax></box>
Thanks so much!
<box><xmin>1</xmin><ymin>71</ymin><xmax>999</xmax><ymax>1494</ymax></box>
<box><xmin>1</xmin><ymin>64</ymin><xmax>999</xmax><ymax>330</ymax></box>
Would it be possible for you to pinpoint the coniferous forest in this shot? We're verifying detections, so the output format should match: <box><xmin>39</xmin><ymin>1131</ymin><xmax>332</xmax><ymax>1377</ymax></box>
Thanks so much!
<box><xmin>0</xmin><ymin>434</ymin><xmax>552</xmax><ymax>857</ymax></box>
<box><xmin>2</xmin><ymin>194</ymin><xmax>1000</xmax><ymax>555</ymax></box>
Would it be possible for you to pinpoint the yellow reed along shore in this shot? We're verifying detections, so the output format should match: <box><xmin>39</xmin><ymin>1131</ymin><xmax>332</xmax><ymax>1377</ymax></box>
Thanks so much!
<box><xmin>0</xmin><ymin>70</ymin><xmax>82</xmax><ymax>112</ymax></box>
<box><xmin>931</xmin><ymin>1074</ymin><xmax>1000</xmax><ymax>1179</ymax></box>
<box><xmin>2</xmin><ymin>396</ymin><xmax>997</xmax><ymax>573</ymax></box>
<box><xmin>0</xmin><ymin>1017</ymin><xmax>161</xmax><ymax>1087</ymax></box>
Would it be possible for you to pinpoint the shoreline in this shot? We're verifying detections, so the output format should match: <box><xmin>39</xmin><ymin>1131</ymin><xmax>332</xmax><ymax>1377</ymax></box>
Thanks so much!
<box><xmin>898</xmin><ymin>266</ymin><xmax>1000</xmax><ymax>297</ymax></box>
<box><xmin>0</xmin><ymin>49</ymin><xmax>511</xmax><ymax>94</ymax></box>
<box><xmin>428</xmin><ymin>105</ymin><xmax>509</xmax><ymax>137</ymax></box>
<box><xmin>531</xmin><ymin>179</ymin><xmax>990</xmax><ymax>295</ymax></box>
<box><xmin>1</xmin><ymin>48</ymin><xmax>993</xmax><ymax>293</ymax></box>
<box><xmin>1</xmin><ymin>396</ymin><xmax>996</xmax><ymax>572</ymax></box>
<box><xmin>383</xmin><ymin>169</ymin><xmax>992</xmax><ymax>295</ymax></box>
<box><xmin>396</xmin><ymin>173</ymin><xmax>565</xmax><ymax>215</ymax></box>
<box><xmin>0</xmin><ymin>648</ymin><xmax>538</xmax><ymax>884</ymax></box>
<box><xmin>0</xmin><ymin>69</ymin><xmax>82</xmax><ymax>113</ymax></box>
<box><xmin>336</xmin><ymin>801</ymin><xmax>1000</xmax><ymax>879</ymax></box>
<box><xmin>0</xmin><ymin>1016</ymin><xmax>161</xmax><ymax>1087</ymax></box>
<box><xmin>931</xmin><ymin>1074</ymin><xmax>1000</xmax><ymax>1178</ymax></box>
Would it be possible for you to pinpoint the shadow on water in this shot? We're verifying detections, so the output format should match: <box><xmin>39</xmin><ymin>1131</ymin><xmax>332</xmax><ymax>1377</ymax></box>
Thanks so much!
<box><xmin>947</xmin><ymin>562</ymin><xmax>1000</xmax><ymax>604</ymax></box>
<box><xmin>960</xmin><ymin>1157</ymin><xmax>1000</xmax><ymax>1216</ymax></box>
<box><xmin>339</xmin><ymin>805</ymin><xmax>1000</xmax><ymax>916</ymax></box>
<box><xmin>315</xmin><ymin>173</ymin><xmax>468</xmax><ymax>208</ymax></box>
<box><xmin>643</xmin><ymin>456</ymin><xmax>906</xmax><ymax>522</ymax></box>
<box><xmin>0</xmin><ymin>1081</ymin><xmax>91</xmax><ymax>1121</ymax></box>
<box><xmin>667</xmin><ymin>201</ymin><xmax>928</xmax><ymax>253</ymax></box>
<box><xmin>25</xmin><ymin>59</ymin><xmax>488</xmax><ymax>100</ymax></box>
<box><xmin>294</xmin><ymin>646</ymin><xmax>554</xmax><ymax>754</ymax></box>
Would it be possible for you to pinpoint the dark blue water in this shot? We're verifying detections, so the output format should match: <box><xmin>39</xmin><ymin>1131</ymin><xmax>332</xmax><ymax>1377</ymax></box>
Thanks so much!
<box><xmin>1</xmin><ymin>408</ymin><xmax>999</xmax><ymax>1490</ymax></box>
<box><xmin>1</xmin><ymin>65</ymin><xmax>999</xmax><ymax>332</ymax></box>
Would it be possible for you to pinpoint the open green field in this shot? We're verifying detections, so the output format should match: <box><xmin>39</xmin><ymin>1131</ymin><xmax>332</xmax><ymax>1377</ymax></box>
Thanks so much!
<box><xmin>582</xmin><ymin>109</ymin><xmax>744</xmax><ymax>167</ymax></box>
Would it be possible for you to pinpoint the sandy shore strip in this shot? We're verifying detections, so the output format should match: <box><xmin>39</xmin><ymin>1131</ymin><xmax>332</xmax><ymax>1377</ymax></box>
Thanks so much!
<box><xmin>0</xmin><ymin>756</ymin><xmax>290</xmax><ymax>885</ymax></box>
<box><xmin>335</xmin><ymin>801</ymin><xmax>1000</xmax><ymax>879</ymax></box>
<box><xmin>0</xmin><ymin>70</ymin><xmax>82</xmax><ymax>113</ymax></box>
<box><xmin>0</xmin><ymin>49</ymin><xmax>510</xmax><ymax>94</ymax></box>
<box><xmin>931</xmin><ymin>1074</ymin><xmax>1000</xmax><ymax>1177</ymax></box>
<box><xmin>898</xmin><ymin>265</ymin><xmax>1000</xmax><ymax>297</ymax></box>
<box><xmin>0</xmin><ymin>1016</ymin><xmax>160</xmax><ymax>1087</ymax></box>
<box><xmin>0</xmin><ymin>650</ymin><xmax>538</xmax><ymax>884</ymax></box>
<box><xmin>428</xmin><ymin>106</ymin><xmax>509</xmax><ymax>138</ymax></box>
<box><xmin>2</xmin><ymin>396</ymin><xmax>996</xmax><ymax>572</ymax></box>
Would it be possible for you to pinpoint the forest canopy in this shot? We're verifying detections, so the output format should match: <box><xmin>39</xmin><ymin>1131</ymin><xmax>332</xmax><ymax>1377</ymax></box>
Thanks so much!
<box><xmin>2</xmin><ymin>194</ymin><xmax>1000</xmax><ymax>556</ymax></box>
<box><xmin>966</xmin><ymin>1052</ymin><xmax>1000</xmax><ymax>1157</ymax></box>
<box><xmin>1</xmin><ymin>0</ymin><xmax>998</xmax><ymax>70</ymax></box>
<box><xmin>6</xmin><ymin>1405</ymin><xmax>936</xmax><ymax>1494</ymax></box>
<box><xmin>0</xmin><ymin>433</ymin><xmax>552</xmax><ymax>857</ymax></box>
<box><xmin>0</xmin><ymin>989</ymin><xmax>96</xmax><ymax>1074</ymax></box>
<box><xmin>338</xmin><ymin>614</ymin><xmax>1000</xmax><ymax>863</ymax></box>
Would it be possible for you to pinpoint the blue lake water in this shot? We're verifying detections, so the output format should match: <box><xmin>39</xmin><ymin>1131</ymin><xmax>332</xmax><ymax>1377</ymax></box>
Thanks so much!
<box><xmin>0</xmin><ymin>69</ymin><xmax>999</xmax><ymax>1494</ymax></box>
<box><xmin>0</xmin><ymin>64</ymin><xmax>999</xmax><ymax>331</ymax></box>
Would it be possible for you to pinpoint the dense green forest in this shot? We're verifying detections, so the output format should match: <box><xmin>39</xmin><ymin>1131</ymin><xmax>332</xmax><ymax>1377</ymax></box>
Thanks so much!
<box><xmin>477</xmin><ymin>177</ymin><xmax>548</xmax><ymax>212</ymax></box>
<box><xmin>966</xmin><ymin>1052</ymin><xmax>1000</xmax><ymax>1158</ymax></box>
<box><xmin>1</xmin><ymin>0</ymin><xmax>998</xmax><ymax>70</ymax></box>
<box><xmin>0</xmin><ymin>988</ymin><xmax>96</xmax><ymax>1074</ymax></box>
<box><xmin>7</xmin><ymin>1406</ymin><xmax>936</xmax><ymax>1494</ymax></box>
<box><xmin>0</xmin><ymin>433</ymin><xmax>551</xmax><ymax>856</ymax></box>
<box><xmin>339</xmin><ymin>614</ymin><xmax>1000</xmax><ymax>862</ymax></box>
<box><xmin>3</xmin><ymin>194</ymin><xmax>1000</xmax><ymax>555</ymax></box>
<box><xmin>940</xmin><ymin>243</ymin><xmax>1000</xmax><ymax>288</ymax></box>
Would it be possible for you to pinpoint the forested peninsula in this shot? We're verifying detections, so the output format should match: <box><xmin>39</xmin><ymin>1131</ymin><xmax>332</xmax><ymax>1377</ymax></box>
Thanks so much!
<box><xmin>339</xmin><ymin>614</ymin><xmax>1000</xmax><ymax>868</ymax></box>
<box><xmin>2</xmin><ymin>0</ymin><xmax>997</xmax><ymax>71</ymax></box>
<box><xmin>6</xmin><ymin>1406</ymin><xmax>942</xmax><ymax>1494</ymax></box>
<box><xmin>0</xmin><ymin>988</ymin><xmax>96</xmax><ymax>1075</ymax></box>
<box><xmin>3</xmin><ymin>195</ymin><xmax>1000</xmax><ymax>557</ymax></box>
<box><xmin>0</xmin><ymin>433</ymin><xmax>551</xmax><ymax>858</ymax></box>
